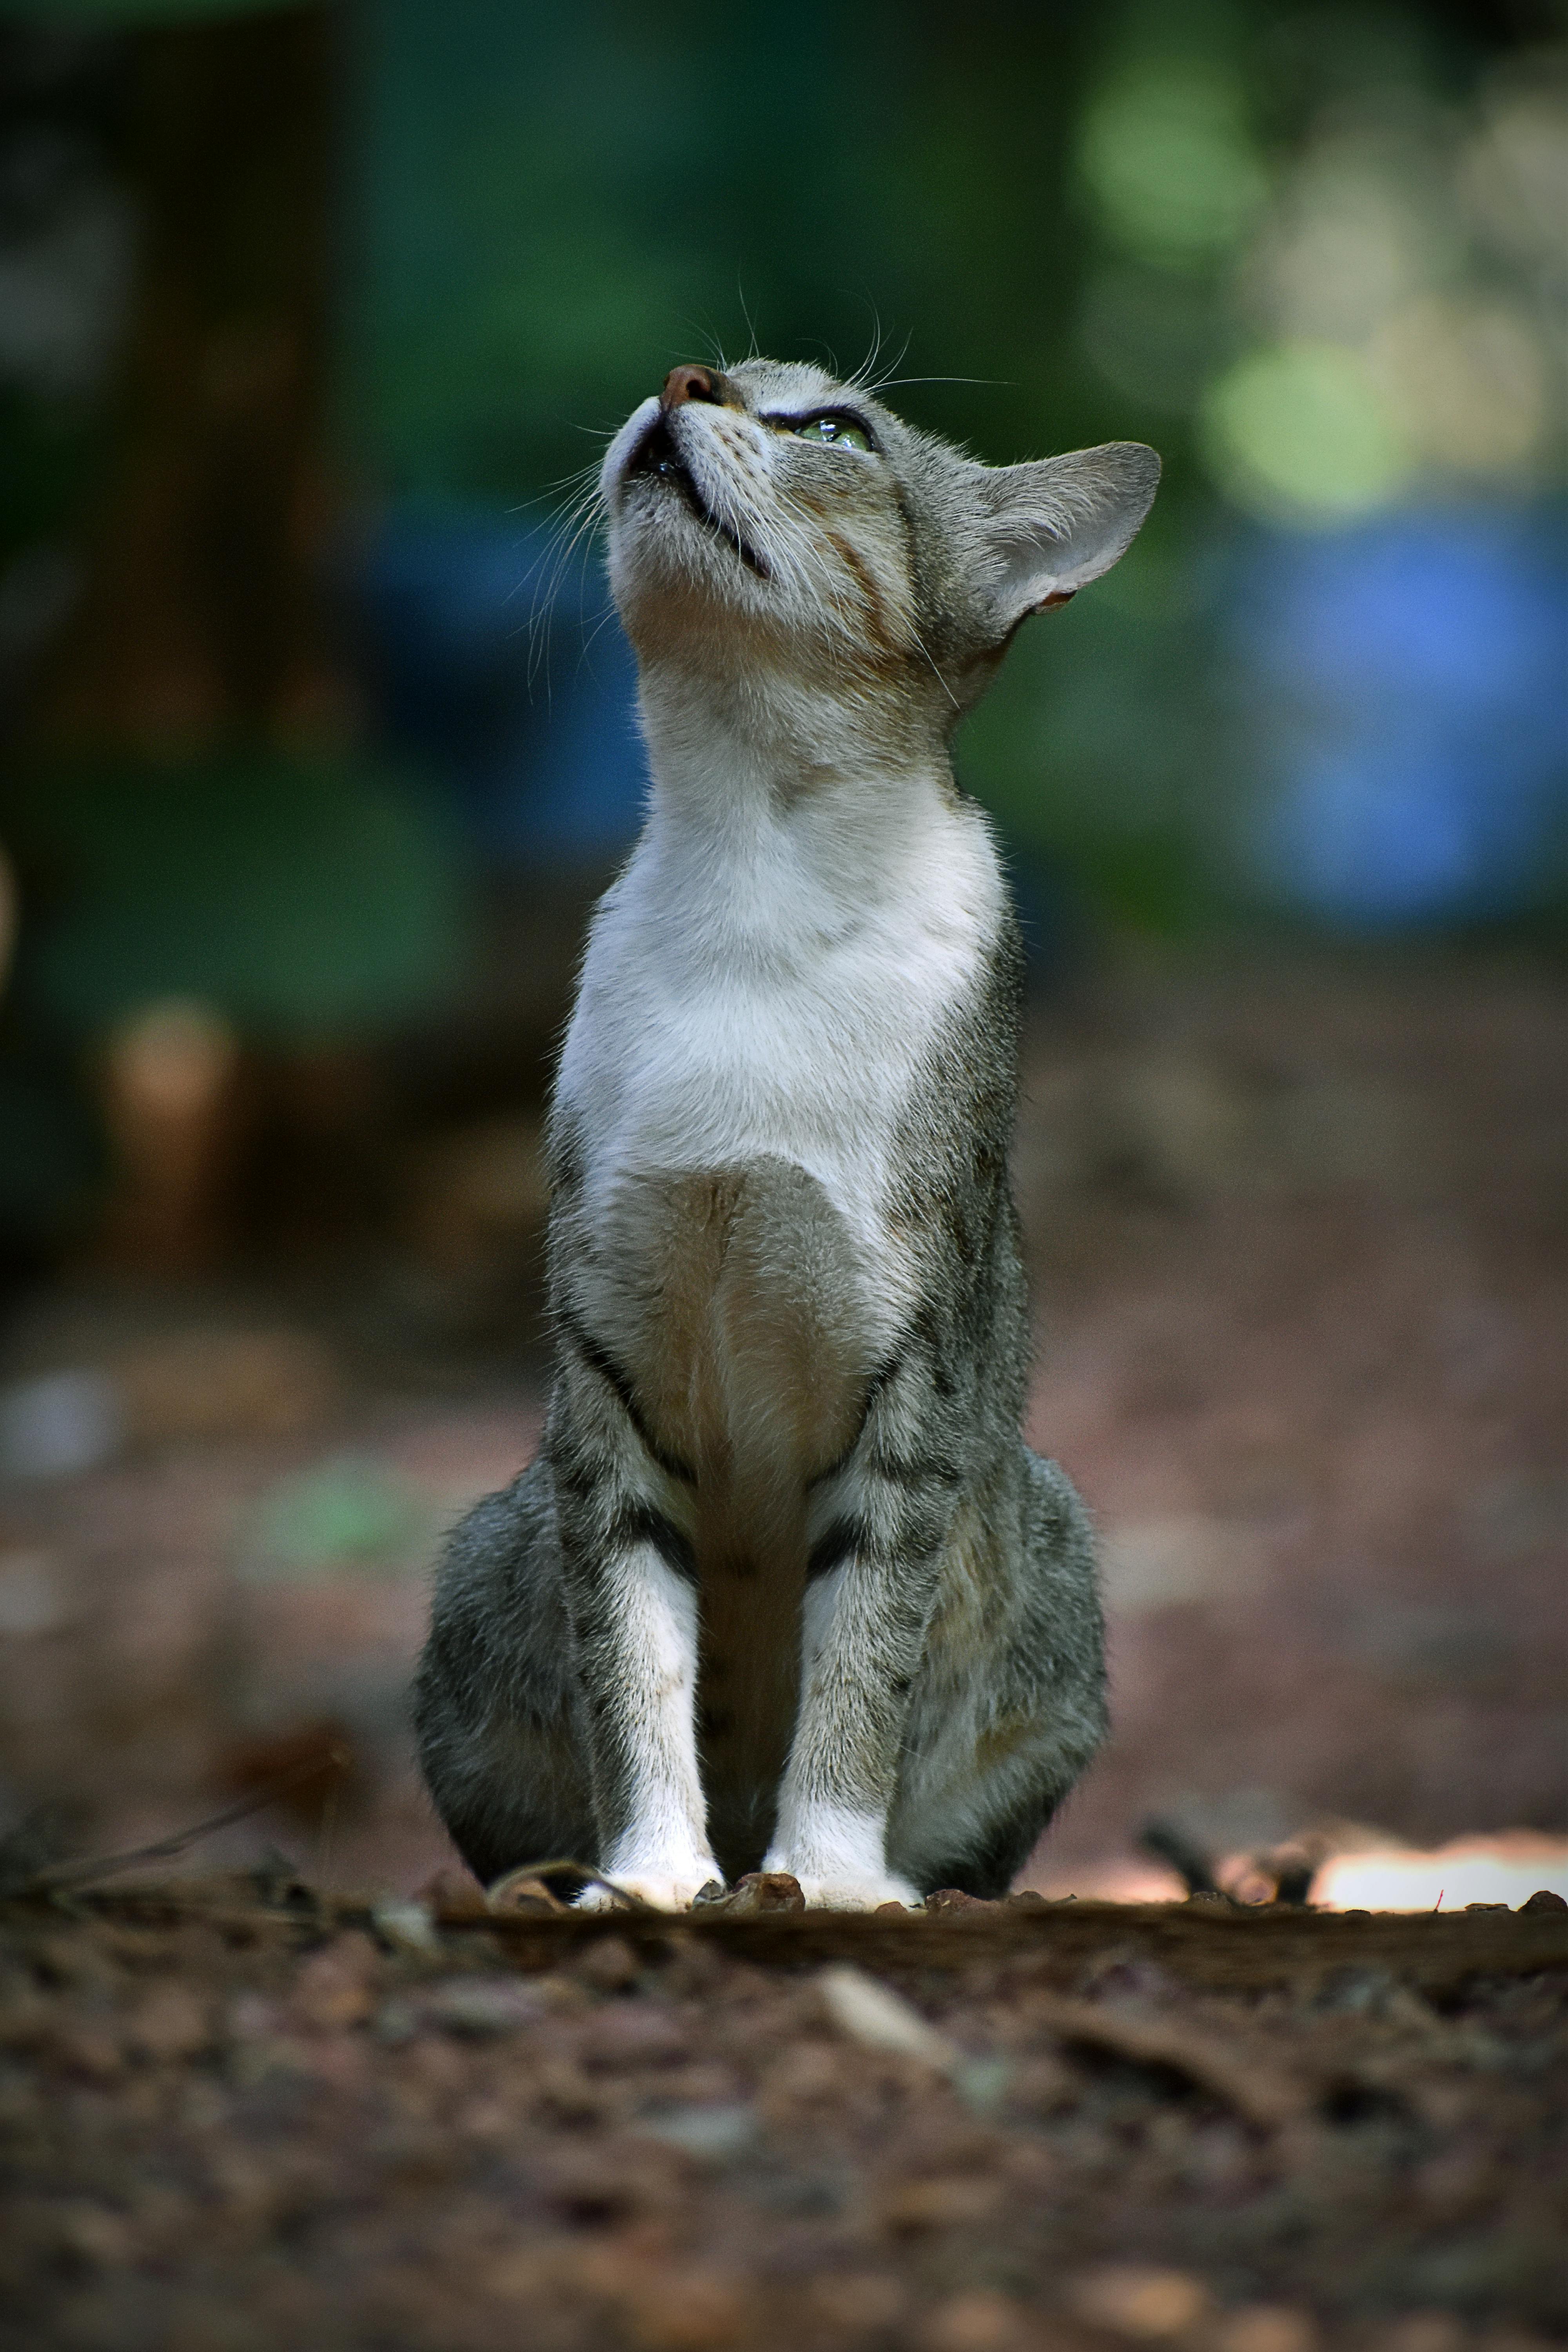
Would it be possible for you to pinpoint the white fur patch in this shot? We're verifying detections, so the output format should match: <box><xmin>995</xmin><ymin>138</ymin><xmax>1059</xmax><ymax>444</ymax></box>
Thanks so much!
<box><xmin>761</xmin><ymin>1802</ymin><xmax>919</xmax><ymax>1911</ymax></box>
<box><xmin>589</xmin><ymin>1550</ymin><xmax>720</xmax><ymax>1900</ymax></box>
<box><xmin>557</xmin><ymin>751</ymin><xmax>1001</xmax><ymax>1317</ymax></box>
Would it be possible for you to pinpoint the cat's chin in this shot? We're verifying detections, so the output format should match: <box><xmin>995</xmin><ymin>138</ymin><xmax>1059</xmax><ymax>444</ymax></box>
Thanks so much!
<box><xmin>617</xmin><ymin>413</ymin><xmax>771</xmax><ymax>582</ymax></box>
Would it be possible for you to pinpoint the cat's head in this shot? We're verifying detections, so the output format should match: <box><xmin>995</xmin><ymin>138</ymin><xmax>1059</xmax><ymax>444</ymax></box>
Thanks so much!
<box><xmin>600</xmin><ymin>358</ymin><xmax>1159</xmax><ymax>726</ymax></box>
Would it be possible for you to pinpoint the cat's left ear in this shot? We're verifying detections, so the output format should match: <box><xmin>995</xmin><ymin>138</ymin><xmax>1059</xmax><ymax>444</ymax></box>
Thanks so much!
<box><xmin>977</xmin><ymin>443</ymin><xmax>1160</xmax><ymax>638</ymax></box>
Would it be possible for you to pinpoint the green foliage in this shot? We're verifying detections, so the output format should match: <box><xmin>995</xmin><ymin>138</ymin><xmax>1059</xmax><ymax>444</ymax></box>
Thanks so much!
<box><xmin>958</xmin><ymin>517</ymin><xmax>1239</xmax><ymax>933</ymax></box>
<box><xmin>8</xmin><ymin>750</ymin><xmax>467</xmax><ymax>1041</ymax></box>
<box><xmin>348</xmin><ymin>2</ymin><xmax>1106</xmax><ymax>503</ymax></box>
<box><xmin>242</xmin><ymin>1456</ymin><xmax>431</xmax><ymax>1580</ymax></box>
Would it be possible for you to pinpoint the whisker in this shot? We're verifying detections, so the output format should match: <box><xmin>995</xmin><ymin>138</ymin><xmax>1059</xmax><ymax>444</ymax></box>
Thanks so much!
<box><xmin>520</xmin><ymin>470</ymin><xmax>612</xmax><ymax>697</ymax></box>
<box><xmin>849</xmin><ymin>317</ymin><xmax>909</xmax><ymax>396</ymax></box>
<box><xmin>501</xmin><ymin>462</ymin><xmax>602</xmax><ymax>519</ymax></box>
<box><xmin>869</xmin><ymin>374</ymin><xmax>1009</xmax><ymax>391</ymax></box>
<box><xmin>572</xmin><ymin>597</ymin><xmax>624</xmax><ymax>686</ymax></box>
<box><xmin>909</xmin><ymin>624</ymin><xmax>960</xmax><ymax>713</ymax></box>
<box><xmin>737</xmin><ymin>279</ymin><xmax>761</xmax><ymax>366</ymax></box>
<box><xmin>678</xmin><ymin>313</ymin><xmax>730</xmax><ymax>376</ymax></box>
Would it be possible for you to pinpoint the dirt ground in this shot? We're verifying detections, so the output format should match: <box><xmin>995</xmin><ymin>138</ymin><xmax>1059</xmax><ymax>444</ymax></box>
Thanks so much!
<box><xmin>1</xmin><ymin>942</ymin><xmax>1565</xmax><ymax>2345</ymax></box>
<box><xmin>1</xmin><ymin>1876</ymin><xmax>1565</xmax><ymax>2351</ymax></box>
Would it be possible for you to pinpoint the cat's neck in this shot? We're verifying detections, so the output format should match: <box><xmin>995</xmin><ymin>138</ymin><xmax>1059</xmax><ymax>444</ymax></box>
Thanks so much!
<box><xmin>614</xmin><ymin>655</ymin><xmax>998</xmax><ymax>978</ymax></box>
<box><xmin>635</xmin><ymin>655</ymin><xmax>957</xmax><ymax>846</ymax></box>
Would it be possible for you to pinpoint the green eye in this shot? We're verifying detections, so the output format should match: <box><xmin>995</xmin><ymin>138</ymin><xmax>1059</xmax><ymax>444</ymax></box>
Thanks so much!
<box><xmin>793</xmin><ymin>415</ymin><xmax>873</xmax><ymax>452</ymax></box>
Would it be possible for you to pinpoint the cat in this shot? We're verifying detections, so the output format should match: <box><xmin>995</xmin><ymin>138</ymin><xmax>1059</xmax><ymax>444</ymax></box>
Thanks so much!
<box><xmin>414</xmin><ymin>357</ymin><xmax>1159</xmax><ymax>1909</ymax></box>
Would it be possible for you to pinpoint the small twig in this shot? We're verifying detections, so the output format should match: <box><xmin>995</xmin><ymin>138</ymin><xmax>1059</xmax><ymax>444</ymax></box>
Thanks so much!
<box><xmin>482</xmin><ymin>1867</ymin><xmax>568</xmax><ymax>1915</ymax></box>
<box><xmin>1035</xmin><ymin>1994</ymin><xmax>1306</xmax><ymax>2129</ymax></box>
<box><xmin>1140</xmin><ymin>1817</ymin><xmax>1226</xmax><ymax>1900</ymax></box>
<box><xmin>16</xmin><ymin>1748</ymin><xmax>352</xmax><ymax>1896</ymax></box>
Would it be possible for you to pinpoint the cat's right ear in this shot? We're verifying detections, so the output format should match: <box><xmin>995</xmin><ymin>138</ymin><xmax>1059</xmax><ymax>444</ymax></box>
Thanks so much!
<box><xmin>976</xmin><ymin>443</ymin><xmax>1160</xmax><ymax>640</ymax></box>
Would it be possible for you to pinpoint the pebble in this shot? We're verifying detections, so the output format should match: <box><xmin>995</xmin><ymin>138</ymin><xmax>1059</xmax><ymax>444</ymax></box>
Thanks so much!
<box><xmin>878</xmin><ymin>2174</ymin><xmax>1002</xmax><ymax>2234</ymax></box>
<box><xmin>420</xmin><ymin>1976</ymin><xmax>542</xmax><ymax>2037</ymax></box>
<box><xmin>0</xmin><ymin>1371</ymin><xmax>121</xmax><ymax>1479</ymax></box>
<box><xmin>49</xmin><ymin>2022</ymin><xmax>124</xmax><ymax>2080</ymax></box>
<box><xmin>370</xmin><ymin>1897</ymin><xmax>439</xmax><ymax>1954</ymax></box>
<box><xmin>818</xmin><ymin>1964</ymin><xmax>961</xmax><ymax>2072</ymax></box>
<box><xmin>1067</xmin><ymin>2264</ymin><xmax>1211</xmax><ymax>2338</ymax></box>
<box><xmin>584</xmin><ymin>2001</ymin><xmax>689</xmax><ymax>2067</ymax></box>
<box><xmin>806</xmin><ymin>2272</ymin><xmax>906</xmax><ymax>2332</ymax></box>
<box><xmin>704</xmin><ymin>1871</ymin><xmax>804</xmax><ymax>1916</ymax></box>
<box><xmin>124</xmin><ymin>1985</ymin><xmax>212</xmax><ymax>2064</ymax></box>
<box><xmin>289</xmin><ymin>1933</ymin><xmax>379</xmax><ymax>2031</ymax></box>
<box><xmin>1373</xmin><ymin>2318</ymin><xmax>1467</xmax><ymax>2352</ymax></box>
<box><xmin>0</xmin><ymin>1549</ymin><xmax>72</xmax><ymax>1636</ymax></box>
<box><xmin>916</xmin><ymin>2289</ymin><xmax>1032</xmax><ymax>2350</ymax></box>
<box><xmin>624</xmin><ymin>2267</ymin><xmax>748</xmax><ymax>2351</ymax></box>
<box><xmin>636</xmin><ymin>2102</ymin><xmax>755</xmax><ymax>2161</ymax></box>
<box><xmin>1215</xmin><ymin>2309</ymin><xmax>1319</xmax><ymax>2352</ymax></box>
<box><xmin>576</xmin><ymin>1935</ymin><xmax>642</xmax><ymax>1992</ymax></box>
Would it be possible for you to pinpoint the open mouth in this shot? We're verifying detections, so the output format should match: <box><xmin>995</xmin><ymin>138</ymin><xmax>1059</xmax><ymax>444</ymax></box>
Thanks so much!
<box><xmin>628</xmin><ymin>416</ymin><xmax>771</xmax><ymax>581</ymax></box>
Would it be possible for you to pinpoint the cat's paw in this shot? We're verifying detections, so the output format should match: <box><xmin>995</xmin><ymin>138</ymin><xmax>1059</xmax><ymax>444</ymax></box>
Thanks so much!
<box><xmin>574</xmin><ymin>1872</ymin><xmax>722</xmax><ymax>1914</ymax></box>
<box><xmin>761</xmin><ymin>1834</ymin><xmax>920</xmax><ymax>1911</ymax></box>
<box><xmin>786</xmin><ymin>1873</ymin><xmax>922</xmax><ymax>1912</ymax></box>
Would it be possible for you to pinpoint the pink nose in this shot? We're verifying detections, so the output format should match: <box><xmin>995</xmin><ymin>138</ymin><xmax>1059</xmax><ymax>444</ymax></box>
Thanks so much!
<box><xmin>661</xmin><ymin>364</ymin><xmax>739</xmax><ymax>412</ymax></box>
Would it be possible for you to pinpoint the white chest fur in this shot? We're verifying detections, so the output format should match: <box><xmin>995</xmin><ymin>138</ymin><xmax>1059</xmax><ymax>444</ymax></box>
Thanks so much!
<box><xmin>554</xmin><ymin>757</ymin><xmax>1003</xmax><ymax>1283</ymax></box>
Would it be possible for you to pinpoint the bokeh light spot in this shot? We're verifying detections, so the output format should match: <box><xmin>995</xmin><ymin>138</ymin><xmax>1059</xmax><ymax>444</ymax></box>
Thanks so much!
<box><xmin>1369</xmin><ymin>294</ymin><xmax>1548</xmax><ymax>477</ymax></box>
<box><xmin>1078</xmin><ymin>62</ymin><xmax>1268</xmax><ymax>266</ymax></box>
<box><xmin>1201</xmin><ymin>341</ymin><xmax>1414</xmax><ymax>523</ymax></box>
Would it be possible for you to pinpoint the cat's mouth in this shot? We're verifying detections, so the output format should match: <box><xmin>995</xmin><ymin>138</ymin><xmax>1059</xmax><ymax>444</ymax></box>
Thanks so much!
<box><xmin>627</xmin><ymin>415</ymin><xmax>771</xmax><ymax>583</ymax></box>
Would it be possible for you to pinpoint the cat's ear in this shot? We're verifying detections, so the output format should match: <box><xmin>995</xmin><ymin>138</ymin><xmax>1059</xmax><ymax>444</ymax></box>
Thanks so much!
<box><xmin>976</xmin><ymin>443</ymin><xmax>1160</xmax><ymax>638</ymax></box>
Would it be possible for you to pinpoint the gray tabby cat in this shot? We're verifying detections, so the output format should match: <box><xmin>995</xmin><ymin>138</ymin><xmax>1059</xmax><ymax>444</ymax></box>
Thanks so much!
<box><xmin>415</xmin><ymin>358</ymin><xmax>1158</xmax><ymax>1909</ymax></box>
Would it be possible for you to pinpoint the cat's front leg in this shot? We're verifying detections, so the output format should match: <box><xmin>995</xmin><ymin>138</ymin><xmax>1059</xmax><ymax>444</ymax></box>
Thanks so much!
<box><xmin>565</xmin><ymin>1530</ymin><xmax>722</xmax><ymax>1911</ymax></box>
<box><xmin>766</xmin><ymin>1334</ymin><xmax>963</xmax><ymax>1909</ymax></box>
<box><xmin>548</xmin><ymin>1403</ymin><xmax>715</xmax><ymax>1906</ymax></box>
<box><xmin>547</xmin><ymin>1310</ymin><xmax>722</xmax><ymax>1911</ymax></box>
<box><xmin>763</xmin><ymin>1553</ymin><xmax>936</xmax><ymax>1911</ymax></box>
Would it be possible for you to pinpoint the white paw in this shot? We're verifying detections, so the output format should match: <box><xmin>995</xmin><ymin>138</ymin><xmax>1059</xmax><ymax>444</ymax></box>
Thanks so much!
<box><xmin>574</xmin><ymin>1871</ymin><xmax>721</xmax><ymax>1914</ymax></box>
<box><xmin>785</xmin><ymin>1873</ymin><xmax>922</xmax><ymax>1912</ymax></box>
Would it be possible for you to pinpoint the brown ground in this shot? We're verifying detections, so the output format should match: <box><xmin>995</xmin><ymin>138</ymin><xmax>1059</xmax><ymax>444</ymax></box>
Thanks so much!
<box><xmin>1</xmin><ymin>942</ymin><xmax>1565</xmax><ymax>2344</ymax></box>
<box><xmin>1</xmin><ymin>1877</ymin><xmax>1565</xmax><ymax>2351</ymax></box>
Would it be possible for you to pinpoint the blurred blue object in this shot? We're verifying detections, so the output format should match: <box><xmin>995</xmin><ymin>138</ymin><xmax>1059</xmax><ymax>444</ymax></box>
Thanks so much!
<box><xmin>352</xmin><ymin>510</ymin><xmax>646</xmax><ymax>863</ymax></box>
<box><xmin>1236</xmin><ymin>508</ymin><xmax>1568</xmax><ymax>926</ymax></box>
<box><xmin>0</xmin><ymin>1370</ymin><xmax>121</xmax><ymax>1483</ymax></box>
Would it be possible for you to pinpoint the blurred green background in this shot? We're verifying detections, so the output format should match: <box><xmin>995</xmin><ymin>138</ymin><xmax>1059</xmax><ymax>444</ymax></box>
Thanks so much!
<box><xmin>0</xmin><ymin>0</ymin><xmax>1564</xmax><ymax>1269</ymax></box>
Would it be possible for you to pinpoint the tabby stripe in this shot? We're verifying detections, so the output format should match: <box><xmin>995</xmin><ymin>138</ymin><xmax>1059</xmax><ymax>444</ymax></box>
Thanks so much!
<box><xmin>806</xmin><ymin>1517</ymin><xmax>867</xmax><ymax>1582</ymax></box>
<box><xmin>608</xmin><ymin>1502</ymin><xmax>698</xmax><ymax>1585</ymax></box>
<box><xmin>868</xmin><ymin>1452</ymin><xmax>964</xmax><ymax>1490</ymax></box>
<box><xmin>556</xmin><ymin>1305</ymin><xmax>696</xmax><ymax>1483</ymax></box>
